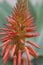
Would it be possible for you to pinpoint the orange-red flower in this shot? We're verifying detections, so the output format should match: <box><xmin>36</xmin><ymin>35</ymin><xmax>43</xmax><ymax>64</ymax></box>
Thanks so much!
<box><xmin>0</xmin><ymin>0</ymin><xmax>40</xmax><ymax>65</ymax></box>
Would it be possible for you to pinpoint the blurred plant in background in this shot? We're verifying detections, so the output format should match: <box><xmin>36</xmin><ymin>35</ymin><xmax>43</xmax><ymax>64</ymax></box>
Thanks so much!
<box><xmin>0</xmin><ymin>0</ymin><xmax>43</xmax><ymax>65</ymax></box>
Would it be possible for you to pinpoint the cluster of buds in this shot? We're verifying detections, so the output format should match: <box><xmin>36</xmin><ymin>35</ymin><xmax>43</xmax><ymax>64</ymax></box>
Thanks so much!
<box><xmin>0</xmin><ymin>0</ymin><xmax>40</xmax><ymax>65</ymax></box>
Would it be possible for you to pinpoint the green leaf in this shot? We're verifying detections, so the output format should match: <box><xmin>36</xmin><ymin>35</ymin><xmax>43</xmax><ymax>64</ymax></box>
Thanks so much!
<box><xmin>0</xmin><ymin>49</ymin><xmax>4</xmax><ymax>65</ymax></box>
<box><xmin>6</xmin><ymin>59</ymin><xmax>13</xmax><ymax>65</ymax></box>
<box><xmin>0</xmin><ymin>56</ymin><xmax>4</xmax><ymax>65</ymax></box>
<box><xmin>0</xmin><ymin>1</ymin><xmax>12</xmax><ymax>26</ymax></box>
<box><xmin>32</xmin><ymin>56</ymin><xmax>43</xmax><ymax>65</ymax></box>
<box><xmin>28</xmin><ymin>1</ymin><xmax>43</xmax><ymax>57</ymax></box>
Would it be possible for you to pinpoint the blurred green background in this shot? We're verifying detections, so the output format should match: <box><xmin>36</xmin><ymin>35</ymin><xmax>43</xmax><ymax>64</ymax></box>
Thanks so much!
<box><xmin>0</xmin><ymin>0</ymin><xmax>43</xmax><ymax>65</ymax></box>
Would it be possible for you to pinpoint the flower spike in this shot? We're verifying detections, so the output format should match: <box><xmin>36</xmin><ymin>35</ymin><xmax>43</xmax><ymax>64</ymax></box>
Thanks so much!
<box><xmin>11</xmin><ymin>44</ymin><xmax>17</xmax><ymax>57</ymax></box>
<box><xmin>3</xmin><ymin>46</ymin><xmax>11</xmax><ymax>65</ymax></box>
<box><xmin>22</xmin><ymin>57</ymin><xmax>26</xmax><ymax>65</ymax></box>
<box><xmin>26</xmin><ymin>41</ymin><xmax>40</xmax><ymax>48</ymax></box>
<box><xmin>13</xmin><ymin>55</ymin><xmax>17</xmax><ymax>65</ymax></box>
<box><xmin>0</xmin><ymin>0</ymin><xmax>40</xmax><ymax>65</ymax></box>
<box><xmin>24</xmin><ymin>47</ymin><xmax>32</xmax><ymax>65</ymax></box>
<box><xmin>18</xmin><ymin>50</ymin><xmax>22</xmax><ymax>65</ymax></box>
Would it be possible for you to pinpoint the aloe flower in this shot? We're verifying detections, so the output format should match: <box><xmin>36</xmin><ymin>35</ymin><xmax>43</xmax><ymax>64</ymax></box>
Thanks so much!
<box><xmin>0</xmin><ymin>0</ymin><xmax>40</xmax><ymax>65</ymax></box>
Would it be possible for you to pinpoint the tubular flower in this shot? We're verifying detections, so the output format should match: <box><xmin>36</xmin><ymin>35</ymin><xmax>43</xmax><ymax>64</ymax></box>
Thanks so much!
<box><xmin>0</xmin><ymin>0</ymin><xmax>40</xmax><ymax>65</ymax></box>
